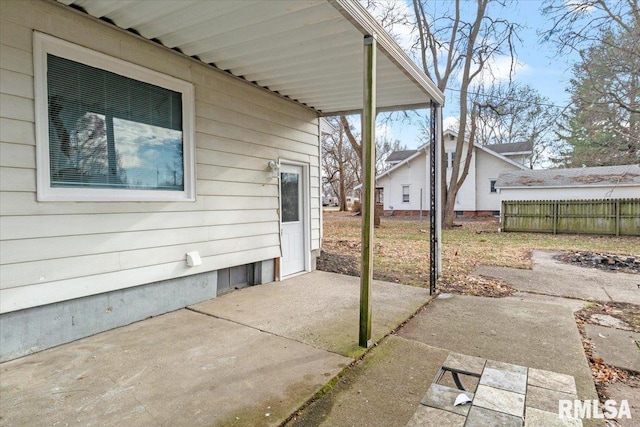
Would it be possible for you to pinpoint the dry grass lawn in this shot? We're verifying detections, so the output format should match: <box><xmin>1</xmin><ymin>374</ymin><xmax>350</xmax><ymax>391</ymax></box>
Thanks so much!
<box><xmin>320</xmin><ymin>212</ymin><xmax>640</xmax><ymax>296</ymax></box>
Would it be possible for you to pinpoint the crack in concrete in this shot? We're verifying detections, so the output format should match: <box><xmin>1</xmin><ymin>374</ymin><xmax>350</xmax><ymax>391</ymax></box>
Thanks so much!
<box><xmin>185</xmin><ymin>307</ymin><xmax>352</xmax><ymax>359</ymax></box>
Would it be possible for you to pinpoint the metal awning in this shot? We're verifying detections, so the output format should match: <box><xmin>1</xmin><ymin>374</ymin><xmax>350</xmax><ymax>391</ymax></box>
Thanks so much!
<box><xmin>58</xmin><ymin>0</ymin><xmax>444</xmax><ymax>115</ymax></box>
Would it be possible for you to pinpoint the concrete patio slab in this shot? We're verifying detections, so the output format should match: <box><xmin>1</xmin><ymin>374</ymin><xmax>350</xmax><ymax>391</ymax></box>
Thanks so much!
<box><xmin>397</xmin><ymin>294</ymin><xmax>601</xmax><ymax>427</ymax></box>
<box><xmin>0</xmin><ymin>309</ymin><xmax>350</xmax><ymax>427</ymax></box>
<box><xmin>584</xmin><ymin>324</ymin><xmax>640</xmax><ymax>372</ymax></box>
<box><xmin>191</xmin><ymin>270</ymin><xmax>432</xmax><ymax>357</ymax></box>
<box><xmin>475</xmin><ymin>250</ymin><xmax>640</xmax><ymax>304</ymax></box>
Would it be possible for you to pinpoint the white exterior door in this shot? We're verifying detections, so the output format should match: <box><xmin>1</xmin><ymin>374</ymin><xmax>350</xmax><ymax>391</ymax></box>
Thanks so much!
<box><xmin>280</xmin><ymin>164</ymin><xmax>305</xmax><ymax>277</ymax></box>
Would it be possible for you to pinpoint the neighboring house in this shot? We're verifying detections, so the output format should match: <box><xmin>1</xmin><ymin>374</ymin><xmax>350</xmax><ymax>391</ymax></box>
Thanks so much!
<box><xmin>374</xmin><ymin>130</ymin><xmax>529</xmax><ymax>217</ymax></box>
<box><xmin>0</xmin><ymin>0</ymin><xmax>443</xmax><ymax>361</ymax></box>
<box><xmin>496</xmin><ymin>164</ymin><xmax>640</xmax><ymax>201</ymax></box>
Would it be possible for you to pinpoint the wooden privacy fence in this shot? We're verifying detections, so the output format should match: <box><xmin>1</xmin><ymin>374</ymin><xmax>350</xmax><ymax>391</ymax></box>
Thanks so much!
<box><xmin>501</xmin><ymin>199</ymin><xmax>640</xmax><ymax>236</ymax></box>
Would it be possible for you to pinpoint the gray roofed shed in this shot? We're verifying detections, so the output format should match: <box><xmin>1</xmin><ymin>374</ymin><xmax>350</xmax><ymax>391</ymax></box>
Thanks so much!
<box><xmin>496</xmin><ymin>165</ymin><xmax>640</xmax><ymax>188</ymax></box>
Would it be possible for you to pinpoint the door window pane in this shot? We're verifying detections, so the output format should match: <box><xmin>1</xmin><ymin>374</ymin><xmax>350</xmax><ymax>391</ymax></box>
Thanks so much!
<box><xmin>281</xmin><ymin>172</ymin><xmax>300</xmax><ymax>222</ymax></box>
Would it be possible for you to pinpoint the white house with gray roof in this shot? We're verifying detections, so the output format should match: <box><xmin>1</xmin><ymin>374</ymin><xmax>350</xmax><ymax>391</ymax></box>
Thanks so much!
<box><xmin>371</xmin><ymin>130</ymin><xmax>530</xmax><ymax>217</ymax></box>
<box><xmin>496</xmin><ymin>165</ymin><xmax>640</xmax><ymax>201</ymax></box>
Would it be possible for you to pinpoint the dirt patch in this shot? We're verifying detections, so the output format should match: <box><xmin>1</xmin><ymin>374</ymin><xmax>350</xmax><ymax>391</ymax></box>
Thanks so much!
<box><xmin>316</xmin><ymin>250</ymin><xmax>412</xmax><ymax>284</ymax></box>
<box><xmin>317</xmin><ymin>250</ymin><xmax>516</xmax><ymax>298</ymax></box>
<box><xmin>575</xmin><ymin>302</ymin><xmax>640</xmax><ymax>335</ymax></box>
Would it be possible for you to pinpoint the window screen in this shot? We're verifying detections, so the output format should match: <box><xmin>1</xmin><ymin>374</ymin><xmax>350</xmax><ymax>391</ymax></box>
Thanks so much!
<box><xmin>46</xmin><ymin>54</ymin><xmax>184</xmax><ymax>191</ymax></box>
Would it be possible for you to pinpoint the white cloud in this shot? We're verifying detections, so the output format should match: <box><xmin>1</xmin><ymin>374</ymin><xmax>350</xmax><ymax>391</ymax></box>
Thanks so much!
<box><xmin>443</xmin><ymin>116</ymin><xmax>459</xmax><ymax>132</ymax></box>
<box><xmin>467</xmin><ymin>55</ymin><xmax>529</xmax><ymax>87</ymax></box>
<box><xmin>563</xmin><ymin>0</ymin><xmax>596</xmax><ymax>14</ymax></box>
<box><xmin>113</xmin><ymin>118</ymin><xmax>182</xmax><ymax>171</ymax></box>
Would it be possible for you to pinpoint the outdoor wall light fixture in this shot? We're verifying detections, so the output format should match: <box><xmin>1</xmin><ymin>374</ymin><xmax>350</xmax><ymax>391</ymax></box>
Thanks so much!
<box><xmin>268</xmin><ymin>160</ymin><xmax>280</xmax><ymax>179</ymax></box>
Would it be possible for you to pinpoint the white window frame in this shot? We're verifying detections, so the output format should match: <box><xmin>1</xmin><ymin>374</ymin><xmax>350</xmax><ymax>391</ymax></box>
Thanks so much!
<box><xmin>402</xmin><ymin>185</ymin><xmax>410</xmax><ymax>203</ymax></box>
<box><xmin>34</xmin><ymin>32</ymin><xmax>196</xmax><ymax>202</ymax></box>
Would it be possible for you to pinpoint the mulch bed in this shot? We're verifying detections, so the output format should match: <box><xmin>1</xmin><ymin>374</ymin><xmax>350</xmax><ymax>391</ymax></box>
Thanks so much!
<box><xmin>556</xmin><ymin>251</ymin><xmax>639</xmax><ymax>274</ymax></box>
<box><xmin>317</xmin><ymin>250</ymin><xmax>516</xmax><ymax>298</ymax></box>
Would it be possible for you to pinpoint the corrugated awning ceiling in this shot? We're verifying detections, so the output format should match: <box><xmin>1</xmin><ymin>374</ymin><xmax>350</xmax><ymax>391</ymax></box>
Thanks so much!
<box><xmin>58</xmin><ymin>0</ymin><xmax>443</xmax><ymax>115</ymax></box>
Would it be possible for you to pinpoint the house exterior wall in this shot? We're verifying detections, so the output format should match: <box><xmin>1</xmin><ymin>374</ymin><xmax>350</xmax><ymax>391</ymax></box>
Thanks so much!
<box><xmin>499</xmin><ymin>186</ymin><xmax>640</xmax><ymax>201</ymax></box>
<box><xmin>376</xmin><ymin>151</ymin><xmax>428</xmax><ymax>213</ymax></box>
<box><xmin>377</xmin><ymin>139</ymin><xmax>528</xmax><ymax>216</ymax></box>
<box><xmin>503</xmin><ymin>153</ymin><xmax>530</xmax><ymax>166</ymax></box>
<box><xmin>444</xmin><ymin>139</ymin><xmax>476</xmax><ymax>212</ymax></box>
<box><xmin>0</xmin><ymin>0</ymin><xmax>321</xmax><ymax>358</ymax></box>
<box><xmin>475</xmin><ymin>149</ymin><xmax>523</xmax><ymax>212</ymax></box>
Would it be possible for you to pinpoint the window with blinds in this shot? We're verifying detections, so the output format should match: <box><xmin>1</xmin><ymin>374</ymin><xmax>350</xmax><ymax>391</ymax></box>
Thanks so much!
<box><xmin>34</xmin><ymin>33</ymin><xmax>195</xmax><ymax>201</ymax></box>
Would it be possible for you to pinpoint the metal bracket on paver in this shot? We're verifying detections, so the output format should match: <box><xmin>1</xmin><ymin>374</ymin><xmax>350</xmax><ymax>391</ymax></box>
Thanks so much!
<box><xmin>434</xmin><ymin>366</ymin><xmax>481</xmax><ymax>392</ymax></box>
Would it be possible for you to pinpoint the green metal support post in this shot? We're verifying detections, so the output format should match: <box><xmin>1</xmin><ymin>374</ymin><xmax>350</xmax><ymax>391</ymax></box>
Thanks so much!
<box><xmin>359</xmin><ymin>34</ymin><xmax>376</xmax><ymax>348</ymax></box>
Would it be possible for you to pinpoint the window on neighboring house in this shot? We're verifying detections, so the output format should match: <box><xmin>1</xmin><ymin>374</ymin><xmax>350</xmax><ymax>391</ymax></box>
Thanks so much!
<box><xmin>490</xmin><ymin>179</ymin><xmax>497</xmax><ymax>193</ymax></box>
<box><xmin>447</xmin><ymin>151</ymin><xmax>456</xmax><ymax>168</ymax></box>
<box><xmin>402</xmin><ymin>185</ymin><xmax>410</xmax><ymax>203</ymax></box>
<box><xmin>375</xmin><ymin>187</ymin><xmax>384</xmax><ymax>205</ymax></box>
<box><xmin>34</xmin><ymin>33</ymin><xmax>195</xmax><ymax>201</ymax></box>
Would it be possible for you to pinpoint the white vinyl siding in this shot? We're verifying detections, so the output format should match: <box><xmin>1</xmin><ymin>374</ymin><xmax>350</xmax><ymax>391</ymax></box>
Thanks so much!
<box><xmin>445</xmin><ymin>139</ymin><xmax>475</xmax><ymax>211</ymax></box>
<box><xmin>0</xmin><ymin>1</ymin><xmax>320</xmax><ymax>313</ymax></box>
<box><xmin>475</xmin><ymin>149</ymin><xmax>522</xmax><ymax>211</ymax></box>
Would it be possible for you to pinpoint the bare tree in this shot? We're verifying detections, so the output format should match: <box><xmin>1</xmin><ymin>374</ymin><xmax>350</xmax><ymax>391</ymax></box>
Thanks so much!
<box><xmin>322</xmin><ymin>118</ymin><xmax>360</xmax><ymax>211</ymax></box>
<box><xmin>338</xmin><ymin>115</ymin><xmax>406</xmax><ymax>175</ymax></box>
<box><xmin>411</xmin><ymin>0</ymin><xmax>520</xmax><ymax>227</ymax></box>
<box><xmin>472</xmin><ymin>82</ymin><xmax>564</xmax><ymax>168</ymax></box>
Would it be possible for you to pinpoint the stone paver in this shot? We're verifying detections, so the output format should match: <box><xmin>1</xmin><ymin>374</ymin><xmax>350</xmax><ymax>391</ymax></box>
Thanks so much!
<box><xmin>473</xmin><ymin>384</ymin><xmax>526</xmax><ymax>417</ymax></box>
<box><xmin>526</xmin><ymin>385</ymin><xmax>578</xmax><ymax>414</ymax></box>
<box><xmin>480</xmin><ymin>360</ymin><xmax>527</xmax><ymax>394</ymax></box>
<box><xmin>584</xmin><ymin>324</ymin><xmax>640</xmax><ymax>372</ymax></box>
<box><xmin>420</xmin><ymin>383</ymin><xmax>474</xmax><ymax>416</ymax></box>
<box><xmin>466</xmin><ymin>406</ymin><xmax>523</xmax><ymax>427</ymax></box>
<box><xmin>528</xmin><ymin>368</ymin><xmax>578</xmax><ymax>395</ymax></box>
<box><xmin>524</xmin><ymin>407</ymin><xmax>583</xmax><ymax>427</ymax></box>
<box><xmin>406</xmin><ymin>405</ymin><xmax>466</xmax><ymax>427</ymax></box>
<box><xmin>441</xmin><ymin>352</ymin><xmax>486</xmax><ymax>375</ymax></box>
<box><xmin>406</xmin><ymin>354</ymin><xmax>588</xmax><ymax>427</ymax></box>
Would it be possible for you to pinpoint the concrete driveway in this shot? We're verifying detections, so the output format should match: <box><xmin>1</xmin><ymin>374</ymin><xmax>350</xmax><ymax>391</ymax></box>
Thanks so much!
<box><xmin>0</xmin><ymin>271</ymin><xmax>431</xmax><ymax>426</ymax></box>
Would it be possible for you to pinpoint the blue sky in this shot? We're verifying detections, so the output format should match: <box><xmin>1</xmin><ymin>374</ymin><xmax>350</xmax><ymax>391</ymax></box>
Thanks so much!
<box><xmin>370</xmin><ymin>0</ymin><xmax>581</xmax><ymax>149</ymax></box>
